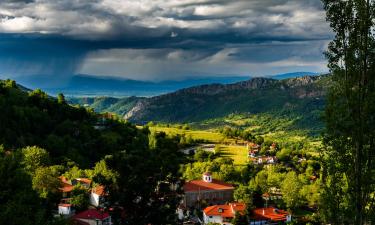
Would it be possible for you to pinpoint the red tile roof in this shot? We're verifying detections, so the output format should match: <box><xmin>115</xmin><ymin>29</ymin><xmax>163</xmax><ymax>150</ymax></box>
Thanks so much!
<box><xmin>184</xmin><ymin>179</ymin><xmax>234</xmax><ymax>192</ymax></box>
<box><xmin>59</xmin><ymin>203</ymin><xmax>72</xmax><ymax>207</ymax></box>
<box><xmin>204</xmin><ymin>203</ymin><xmax>246</xmax><ymax>218</ymax></box>
<box><xmin>252</xmin><ymin>207</ymin><xmax>290</xmax><ymax>221</ymax></box>
<box><xmin>73</xmin><ymin>209</ymin><xmax>110</xmax><ymax>221</ymax></box>
<box><xmin>71</xmin><ymin>219</ymin><xmax>90</xmax><ymax>225</ymax></box>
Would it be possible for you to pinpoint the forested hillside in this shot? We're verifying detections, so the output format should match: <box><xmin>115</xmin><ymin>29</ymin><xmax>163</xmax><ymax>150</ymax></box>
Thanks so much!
<box><xmin>125</xmin><ymin>75</ymin><xmax>330</xmax><ymax>134</ymax></box>
<box><xmin>68</xmin><ymin>96</ymin><xmax>143</xmax><ymax>117</ymax></box>
<box><xmin>0</xmin><ymin>79</ymin><xmax>184</xmax><ymax>224</ymax></box>
<box><xmin>72</xmin><ymin>76</ymin><xmax>329</xmax><ymax>136</ymax></box>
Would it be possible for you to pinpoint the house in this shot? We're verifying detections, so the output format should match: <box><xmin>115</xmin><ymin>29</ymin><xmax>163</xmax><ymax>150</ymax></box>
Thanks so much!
<box><xmin>72</xmin><ymin>209</ymin><xmax>111</xmax><ymax>225</ymax></box>
<box><xmin>183</xmin><ymin>172</ymin><xmax>234</xmax><ymax>208</ymax></box>
<box><xmin>266</xmin><ymin>157</ymin><xmax>277</xmax><ymax>164</ymax></box>
<box><xmin>250</xmin><ymin>207</ymin><xmax>292</xmax><ymax>225</ymax></box>
<box><xmin>246</xmin><ymin>142</ymin><xmax>260</xmax><ymax>152</ymax></box>
<box><xmin>298</xmin><ymin>157</ymin><xmax>307</xmax><ymax>163</ymax></box>
<box><xmin>59</xmin><ymin>177</ymin><xmax>93</xmax><ymax>197</ymax></box>
<box><xmin>250</xmin><ymin>157</ymin><xmax>277</xmax><ymax>165</ymax></box>
<box><xmin>59</xmin><ymin>176</ymin><xmax>97</xmax><ymax>215</ymax></box>
<box><xmin>58</xmin><ymin>203</ymin><xmax>74</xmax><ymax>216</ymax></box>
<box><xmin>310</xmin><ymin>175</ymin><xmax>318</xmax><ymax>182</ymax></box>
<box><xmin>269</xmin><ymin>143</ymin><xmax>277</xmax><ymax>151</ymax></box>
<box><xmin>90</xmin><ymin>185</ymin><xmax>106</xmax><ymax>207</ymax></box>
<box><xmin>203</xmin><ymin>202</ymin><xmax>246</xmax><ymax>225</ymax></box>
<box><xmin>248</xmin><ymin>151</ymin><xmax>256</xmax><ymax>158</ymax></box>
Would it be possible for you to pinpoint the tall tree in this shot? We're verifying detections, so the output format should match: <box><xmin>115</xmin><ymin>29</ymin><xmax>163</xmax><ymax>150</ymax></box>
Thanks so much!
<box><xmin>107</xmin><ymin>131</ymin><xmax>183</xmax><ymax>225</ymax></box>
<box><xmin>321</xmin><ymin>0</ymin><xmax>375</xmax><ymax>224</ymax></box>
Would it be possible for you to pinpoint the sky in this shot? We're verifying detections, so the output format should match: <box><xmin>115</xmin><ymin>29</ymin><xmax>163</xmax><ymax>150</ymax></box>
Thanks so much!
<box><xmin>0</xmin><ymin>0</ymin><xmax>333</xmax><ymax>83</ymax></box>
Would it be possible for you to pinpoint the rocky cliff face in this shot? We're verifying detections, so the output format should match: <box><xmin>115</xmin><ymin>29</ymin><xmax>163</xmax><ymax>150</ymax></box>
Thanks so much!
<box><xmin>168</xmin><ymin>77</ymin><xmax>278</xmax><ymax>96</ymax></box>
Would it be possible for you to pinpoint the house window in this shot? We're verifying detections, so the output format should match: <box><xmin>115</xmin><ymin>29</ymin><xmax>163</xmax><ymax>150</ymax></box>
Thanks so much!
<box><xmin>209</xmin><ymin>216</ymin><xmax>213</xmax><ymax>218</ymax></box>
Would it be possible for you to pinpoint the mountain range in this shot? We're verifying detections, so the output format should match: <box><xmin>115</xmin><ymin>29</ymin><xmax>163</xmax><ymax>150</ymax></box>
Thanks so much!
<box><xmin>68</xmin><ymin>74</ymin><xmax>329</xmax><ymax>135</ymax></box>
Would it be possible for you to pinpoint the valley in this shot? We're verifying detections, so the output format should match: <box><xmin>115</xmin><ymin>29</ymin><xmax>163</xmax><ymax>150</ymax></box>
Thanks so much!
<box><xmin>1</xmin><ymin>0</ymin><xmax>373</xmax><ymax>224</ymax></box>
<box><xmin>0</xmin><ymin>75</ymin><xmax>325</xmax><ymax>224</ymax></box>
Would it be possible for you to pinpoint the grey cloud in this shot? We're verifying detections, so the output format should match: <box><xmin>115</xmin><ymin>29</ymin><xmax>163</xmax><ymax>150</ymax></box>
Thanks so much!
<box><xmin>0</xmin><ymin>0</ymin><xmax>331</xmax><ymax>42</ymax></box>
<box><xmin>0</xmin><ymin>0</ymin><xmax>332</xmax><ymax>81</ymax></box>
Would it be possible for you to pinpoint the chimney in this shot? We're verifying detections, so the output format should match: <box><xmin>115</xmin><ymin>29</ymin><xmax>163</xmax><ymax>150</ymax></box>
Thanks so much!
<box><xmin>202</xmin><ymin>172</ymin><xmax>212</xmax><ymax>183</ymax></box>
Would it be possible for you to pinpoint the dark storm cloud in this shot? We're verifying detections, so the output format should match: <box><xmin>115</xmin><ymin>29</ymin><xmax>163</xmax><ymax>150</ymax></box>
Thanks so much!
<box><xmin>0</xmin><ymin>0</ymin><xmax>332</xmax><ymax>81</ymax></box>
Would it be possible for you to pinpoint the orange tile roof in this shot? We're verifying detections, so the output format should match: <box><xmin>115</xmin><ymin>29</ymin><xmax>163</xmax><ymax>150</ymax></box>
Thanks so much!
<box><xmin>204</xmin><ymin>203</ymin><xmax>246</xmax><ymax>218</ymax></box>
<box><xmin>59</xmin><ymin>203</ymin><xmax>72</xmax><ymax>207</ymax></box>
<box><xmin>252</xmin><ymin>207</ymin><xmax>290</xmax><ymax>221</ymax></box>
<box><xmin>204</xmin><ymin>205</ymin><xmax>233</xmax><ymax>218</ymax></box>
<box><xmin>59</xmin><ymin>184</ymin><xmax>74</xmax><ymax>193</ymax></box>
<box><xmin>60</xmin><ymin>176</ymin><xmax>70</xmax><ymax>184</ymax></box>
<box><xmin>184</xmin><ymin>179</ymin><xmax>234</xmax><ymax>192</ymax></box>
<box><xmin>76</xmin><ymin>178</ymin><xmax>92</xmax><ymax>185</ymax></box>
<box><xmin>92</xmin><ymin>185</ymin><xmax>106</xmax><ymax>196</ymax></box>
<box><xmin>230</xmin><ymin>202</ymin><xmax>246</xmax><ymax>212</ymax></box>
<box><xmin>59</xmin><ymin>176</ymin><xmax>74</xmax><ymax>193</ymax></box>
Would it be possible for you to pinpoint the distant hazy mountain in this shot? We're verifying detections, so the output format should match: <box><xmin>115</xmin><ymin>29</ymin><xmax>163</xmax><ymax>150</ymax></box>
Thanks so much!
<box><xmin>14</xmin><ymin>72</ymin><xmax>320</xmax><ymax>97</ymax></box>
<box><xmin>270</xmin><ymin>72</ymin><xmax>320</xmax><ymax>80</ymax></box>
<box><xmin>17</xmin><ymin>74</ymin><xmax>251</xmax><ymax>97</ymax></box>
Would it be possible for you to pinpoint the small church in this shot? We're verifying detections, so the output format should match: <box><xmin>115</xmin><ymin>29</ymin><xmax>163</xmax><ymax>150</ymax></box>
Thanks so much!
<box><xmin>183</xmin><ymin>172</ymin><xmax>234</xmax><ymax>208</ymax></box>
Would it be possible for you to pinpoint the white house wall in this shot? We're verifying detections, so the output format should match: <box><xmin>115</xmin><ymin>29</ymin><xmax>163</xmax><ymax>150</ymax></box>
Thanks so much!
<box><xmin>203</xmin><ymin>214</ymin><xmax>223</xmax><ymax>224</ymax></box>
<box><xmin>90</xmin><ymin>193</ymin><xmax>100</xmax><ymax>207</ymax></box>
<box><xmin>58</xmin><ymin>206</ymin><xmax>71</xmax><ymax>215</ymax></box>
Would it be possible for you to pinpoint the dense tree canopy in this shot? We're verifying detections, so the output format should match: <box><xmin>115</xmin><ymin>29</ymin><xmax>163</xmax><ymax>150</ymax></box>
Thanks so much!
<box><xmin>0</xmin><ymin>80</ymin><xmax>184</xmax><ymax>225</ymax></box>
<box><xmin>322</xmin><ymin>0</ymin><xmax>375</xmax><ymax>224</ymax></box>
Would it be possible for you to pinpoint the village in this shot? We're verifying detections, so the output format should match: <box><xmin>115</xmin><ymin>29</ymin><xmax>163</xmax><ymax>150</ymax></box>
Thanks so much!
<box><xmin>56</xmin><ymin>172</ymin><xmax>292</xmax><ymax>225</ymax></box>
<box><xmin>54</xmin><ymin>136</ymin><xmax>316</xmax><ymax>225</ymax></box>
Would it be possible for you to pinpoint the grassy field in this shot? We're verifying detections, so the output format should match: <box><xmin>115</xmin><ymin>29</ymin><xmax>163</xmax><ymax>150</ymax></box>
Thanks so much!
<box><xmin>148</xmin><ymin>126</ymin><xmax>227</xmax><ymax>143</ymax></box>
<box><xmin>218</xmin><ymin>144</ymin><xmax>249</xmax><ymax>166</ymax></box>
<box><xmin>147</xmin><ymin>125</ymin><xmax>320</xmax><ymax>165</ymax></box>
